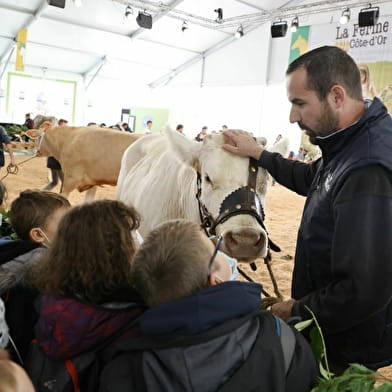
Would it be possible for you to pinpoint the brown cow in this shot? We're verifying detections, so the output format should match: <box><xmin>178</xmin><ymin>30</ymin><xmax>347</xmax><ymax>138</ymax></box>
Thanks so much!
<box><xmin>36</xmin><ymin>123</ymin><xmax>143</xmax><ymax>201</ymax></box>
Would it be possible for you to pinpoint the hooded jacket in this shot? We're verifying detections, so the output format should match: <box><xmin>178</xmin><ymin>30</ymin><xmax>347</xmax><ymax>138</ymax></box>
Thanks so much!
<box><xmin>100</xmin><ymin>282</ymin><xmax>317</xmax><ymax>392</ymax></box>
<box><xmin>258</xmin><ymin>98</ymin><xmax>392</xmax><ymax>368</ymax></box>
<box><xmin>35</xmin><ymin>291</ymin><xmax>146</xmax><ymax>362</ymax></box>
<box><xmin>0</xmin><ymin>240</ymin><xmax>46</xmax><ymax>361</ymax></box>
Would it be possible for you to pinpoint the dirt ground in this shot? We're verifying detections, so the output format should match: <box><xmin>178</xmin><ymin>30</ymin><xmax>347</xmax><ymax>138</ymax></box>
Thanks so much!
<box><xmin>2</xmin><ymin>154</ymin><xmax>391</xmax><ymax>379</ymax></box>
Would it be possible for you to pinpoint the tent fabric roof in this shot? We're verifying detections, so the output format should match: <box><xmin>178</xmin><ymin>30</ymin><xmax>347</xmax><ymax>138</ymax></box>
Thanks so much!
<box><xmin>0</xmin><ymin>0</ymin><xmax>389</xmax><ymax>87</ymax></box>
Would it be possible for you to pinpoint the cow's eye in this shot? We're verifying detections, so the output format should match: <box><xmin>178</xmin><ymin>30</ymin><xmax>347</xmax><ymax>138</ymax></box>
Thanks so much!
<box><xmin>204</xmin><ymin>174</ymin><xmax>213</xmax><ymax>185</ymax></box>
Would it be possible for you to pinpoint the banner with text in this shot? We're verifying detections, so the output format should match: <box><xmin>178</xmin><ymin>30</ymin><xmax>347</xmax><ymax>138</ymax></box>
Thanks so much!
<box><xmin>308</xmin><ymin>16</ymin><xmax>392</xmax><ymax>112</ymax></box>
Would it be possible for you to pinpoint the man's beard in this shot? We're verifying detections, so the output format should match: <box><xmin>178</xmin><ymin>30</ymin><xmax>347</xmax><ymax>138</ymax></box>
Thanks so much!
<box><xmin>298</xmin><ymin>102</ymin><xmax>339</xmax><ymax>145</ymax></box>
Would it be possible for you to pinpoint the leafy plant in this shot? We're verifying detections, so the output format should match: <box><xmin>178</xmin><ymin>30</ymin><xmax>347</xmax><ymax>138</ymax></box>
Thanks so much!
<box><xmin>6</xmin><ymin>124</ymin><xmax>27</xmax><ymax>136</ymax></box>
<box><xmin>313</xmin><ymin>364</ymin><xmax>392</xmax><ymax>391</ymax></box>
<box><xmin>294</xmin><ymin>307</ymin><xmax>392</xmax><ymax>391</ymax></box>
<box><xmin>0</xmin><ymin>209</ymin><xmax>17</xmax><ymax>239</ymax></box>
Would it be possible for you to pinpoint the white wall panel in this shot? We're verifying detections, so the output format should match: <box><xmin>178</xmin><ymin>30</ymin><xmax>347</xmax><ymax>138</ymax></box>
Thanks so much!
<box><xmin>202</xmin><ymin>24</ymin><xmax>270</xmax><ymax>86</ymax></box>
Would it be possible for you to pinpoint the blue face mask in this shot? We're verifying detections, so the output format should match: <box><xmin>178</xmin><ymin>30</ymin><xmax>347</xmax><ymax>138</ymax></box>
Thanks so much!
<box><xmin>39</xmin><ymin>229</ymin><xmax>51</xmax><ymax>248</ymax></box>
<box><xmin>218</xmin><ymin>251</ymin><xmax>239</xmax><ymax>281</ymax></box>
<box><xmin>135</xmin><ymin>230</ymin><xmax>144</xmax><ymax>245</ymax></box>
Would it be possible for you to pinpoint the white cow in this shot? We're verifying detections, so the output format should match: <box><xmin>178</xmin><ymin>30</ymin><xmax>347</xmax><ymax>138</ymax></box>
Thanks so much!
<box><xmin>117</xmin><ymin>130</ymin><xmax>289</xmax><ymax>261</ymax></box>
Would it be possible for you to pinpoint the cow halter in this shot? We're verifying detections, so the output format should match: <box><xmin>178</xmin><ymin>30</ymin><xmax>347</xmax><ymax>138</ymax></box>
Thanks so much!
<box><xmin>196</xmin><ymin>157</ymin><xmax>266</xmax><ymax>236</ymax></box>
<box><xmin>196</xmin><ymin>157</ymin><xmax>283</xmax><ymax>303</ymax></box>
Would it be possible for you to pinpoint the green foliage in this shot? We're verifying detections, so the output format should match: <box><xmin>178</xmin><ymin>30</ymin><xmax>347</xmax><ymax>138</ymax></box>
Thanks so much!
<box><xmin>294</xmin><ymin>308</ymin><xmax>392</xmax><ymax>391</ymax></box>
<box><xmin>311</xmin><ymin>364</ymin><xmax>392</xmax><ymax>391</ymax></box>
<box><xmin>0</xmin><ymin>209</ymin><xmax>17</xmax><ymax>238</ymax></box>
<box><xmin>6</xmin><ymin>124</ymin><xmax>27</xmax><ymax>136</ymax></box>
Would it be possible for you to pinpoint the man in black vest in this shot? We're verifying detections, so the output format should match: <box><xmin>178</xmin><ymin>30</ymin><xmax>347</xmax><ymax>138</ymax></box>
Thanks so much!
<box><xmin>223</xmin><ymin>46</ymin><xmax>392</xmax><ymax>373</ymax></box>
<box><xmin>100</xmin><ymin>219</ymin><xmax>317</xmax><ymax>392</ymax></box>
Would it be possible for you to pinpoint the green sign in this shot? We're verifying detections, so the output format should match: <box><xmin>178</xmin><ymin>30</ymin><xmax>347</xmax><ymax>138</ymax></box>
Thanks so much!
<box><xmin>289</xmin><ymin>26</ymin><xmax>310</xmax><ymax>64</ymax></box>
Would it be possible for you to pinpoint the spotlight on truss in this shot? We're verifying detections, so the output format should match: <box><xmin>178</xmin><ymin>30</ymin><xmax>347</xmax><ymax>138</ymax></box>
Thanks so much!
<box><xmin>181</xmin><ymin>21</ymin><xmax>188</xmax><ymax>32</ymax></box>
<box><xmin>214</xmin><ymin>8</ymin><xmax>223</xmax><ymax>23</ymax></box>
<box><xmin>234</xmin><ymin>25</ymin><xmax>244</xmax><ymax>38</ymax></box>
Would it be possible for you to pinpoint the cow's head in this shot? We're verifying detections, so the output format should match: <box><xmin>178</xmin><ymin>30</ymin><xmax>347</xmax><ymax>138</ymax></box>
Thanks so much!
<box><xmin>34</xmin><ymin>121</ymin><xmax>55</xmax><ymax>156</ymax></box>
<box><xmin>165</xmin><ymin>129</ymin><xmax>288</xmax><ymax>262</ymax></box>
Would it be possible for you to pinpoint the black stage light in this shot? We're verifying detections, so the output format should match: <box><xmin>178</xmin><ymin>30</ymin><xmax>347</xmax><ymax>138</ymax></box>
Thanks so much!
<box><xmin>214</xmin><ymin>8</ymin><xmax>223</xmax><ymax>23</ymax></box>
<box><xmin>358</xmin><ymin>5</ymin><xmax>379</xmax><ymax>27</ymax></box>
<box><xmin>136</xmin><ymin>11</ymin><xmax>153</xmax><ymax>29</ymax></box>
<box><xmin>271</xmin><ymin>21</ymin><xmax>288</xmax><ymax>38</ymax></box>
<box><xmin>47</xmin><ymin>0</ymin><xmax>66</xmax><ymax>8</ymax></box>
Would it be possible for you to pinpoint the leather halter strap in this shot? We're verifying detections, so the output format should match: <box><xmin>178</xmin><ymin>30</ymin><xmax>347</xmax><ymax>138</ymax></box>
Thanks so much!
<box><xmin>196</xmin><ymin>158</ymin><xmax>265</xmax><ymax>237</ymax></box>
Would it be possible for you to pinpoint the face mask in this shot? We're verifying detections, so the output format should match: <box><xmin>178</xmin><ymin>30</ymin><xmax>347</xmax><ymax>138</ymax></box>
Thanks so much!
<box><xmin>39</xmin><ymin>229</ymin><xmax>51</xmax><ymax>248</ymax></box>
<box><xmin>135</xmin><ymin>230</ymin><xmax>144</xmax><ymax>245</ymax></box>
<box><xmin>218</xmin><ymin>251</ymin><xmax>239</xmax><ymax>281</ymax></box>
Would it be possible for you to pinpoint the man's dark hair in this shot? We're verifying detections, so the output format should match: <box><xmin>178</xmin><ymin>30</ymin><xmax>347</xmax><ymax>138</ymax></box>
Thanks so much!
<box><xmin>176</xmin><ymin>124</ymin><xmax>183</xmax><ymax>131</ymax></box>
<box><xmin>147</xmin><ymin>120</ymin><xmax>152</xmax><ymax>125</ymax></box>
<box><xmin>286</xmin><ymin>46</ymin><xmax>363</xmax><ymax>101</ymax></box>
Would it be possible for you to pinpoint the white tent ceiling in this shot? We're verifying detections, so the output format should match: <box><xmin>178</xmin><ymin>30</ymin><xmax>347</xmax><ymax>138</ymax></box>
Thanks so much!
<box><xmin>0</xmin><ymin>0</ymin><xmax>390</xmax><ymax>88</ymax></box>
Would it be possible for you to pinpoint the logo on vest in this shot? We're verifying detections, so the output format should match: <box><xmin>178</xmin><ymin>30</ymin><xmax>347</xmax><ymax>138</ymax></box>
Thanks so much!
<box><xmin>324</xmin><ymin>173</ymin><xmax>333</xmax><ymax>192</ymax></box>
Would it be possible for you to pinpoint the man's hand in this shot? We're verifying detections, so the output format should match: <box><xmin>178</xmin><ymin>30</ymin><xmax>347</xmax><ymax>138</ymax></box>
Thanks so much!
<box><xmin>271</xmin><ymin>299</ymin><xmax>295</xmax><ymax>321</ymax></box>
<box><xmin>222</xmin><ymin>129</ymin><xmax>264</xmax><ymax>160</ymax></box>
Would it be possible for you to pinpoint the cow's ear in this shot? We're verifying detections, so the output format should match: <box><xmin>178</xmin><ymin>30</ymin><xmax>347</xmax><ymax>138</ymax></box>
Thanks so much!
<box><xmin>39</xmin><ymin>121</ymin><xmax>52</xmax><ymax>132</ymax></box>
<box><xmin>163</xmin><ymin>126</ymin><xmax>202</xmax><ymax>170</ymax></box>
<box><xmin>256</xmin><ymin>137</ymin><xmax>267</xmax><ymax>147</ymax></box>
<box><xmin>268</xmin><ymin>137</ymin><xmax>290</xmax><ymax>157</ymax></box>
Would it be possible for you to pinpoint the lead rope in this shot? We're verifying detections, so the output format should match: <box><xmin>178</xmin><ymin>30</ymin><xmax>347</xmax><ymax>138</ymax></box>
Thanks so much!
<box><xmin>0</xmin><ymin>154</ymin><xmax>38</xmax><ymax>181</ymax></box>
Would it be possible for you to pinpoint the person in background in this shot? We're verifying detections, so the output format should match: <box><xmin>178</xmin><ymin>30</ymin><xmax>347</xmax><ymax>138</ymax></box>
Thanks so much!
<box><xmin>122</xmin><ymin>123</ymin><xmax>132</xmax><ymax>132</ymax></box>
<box><xmin>222</xmin><ymin>125</ymin><xmax>228</xmax><ymax>131</ymax></box>
<box><xmin>223</xmin><ymin>46</ymin><xmax>392</xmax><ymax>373</ymax></box>
<box><xmin>144</xmin><ymin>120</ymin><xmax>153</xmax><ymax>135</ymax></box>
<box><xmin>23</xmin><ymin>114</ymin><xmax>34</xmax><ymax>130</ymax></box>
<box><xmin>58</xmin><ymin>119</ymin><xmax>68</xmax><ymax>127</ymax></box>
<box><xmin>22</xmin><ymin>114</ymin><xmax>35</xmax><ymax>143</ymax></box>
<box><xmin>176</xmin><ymin>124</ymin><xmax>184</xmax><ymax>134</ymax></box>
<box><xmin>287</xmin><ymin>151</ymin><xmax>296</xmax><ymax>160</ymax></box>
<box><xmin>358</xmin><ymin>63</ymin><xmax>378</xmax><ymax>100</ymax></box>
<box><xmin>0</xmin><ymin>126</ymin><xmax>16</xmax><ymax>171</ymax></box>
<box><xmin>43</xmin><ymin>119</ymin><xmax>67</xmax><ymax>191</ymax></box>
<box><xmin>195</xmin><ymin>126</ymin><xmax>207</xmax><ymax>142</ymax></box>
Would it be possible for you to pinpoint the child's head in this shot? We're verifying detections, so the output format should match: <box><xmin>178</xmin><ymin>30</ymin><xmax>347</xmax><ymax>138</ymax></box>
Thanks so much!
<box><xmin>9</xmin><ymin>190</ymin><xmax>71</xmax><ymax>245</ymax></box>
<box><xmin>32</xmin><ymin>200</ymin><xmax>140</xmax><ymax>304</ymax></box>
<box><xmin>132</xmin><ymin>219</ymin><xmax>227</xmax><ymax>307</ymax></box>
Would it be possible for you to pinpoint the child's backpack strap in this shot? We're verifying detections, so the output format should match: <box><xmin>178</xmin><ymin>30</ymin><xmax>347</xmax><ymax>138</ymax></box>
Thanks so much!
<box><xmin>100</xmin><ymin>310</ymin><xmax>298</xmax><ymax>392</ymax></box>
<box><xmin>26</xmin><ymin>314</ymin><xmax>142</xmax><ymax>392</ymax></box>
<box><xmin>273</xmin><ymin>315</ymin><xmax>296</xmax><ymax>374</ymax></box>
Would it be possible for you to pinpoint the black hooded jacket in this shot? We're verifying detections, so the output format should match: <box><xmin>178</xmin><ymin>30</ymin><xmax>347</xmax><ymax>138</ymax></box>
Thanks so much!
<box><xmin>258</xmin><ymin>98</ymin><xmax>392</xmax><ymax>368</ymax></box>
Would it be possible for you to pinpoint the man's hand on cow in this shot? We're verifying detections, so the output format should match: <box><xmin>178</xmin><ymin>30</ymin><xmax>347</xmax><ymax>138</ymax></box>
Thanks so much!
<box><xmin>270</xmin><ymin>299</ymin><xmax>295</xmax><ymax>321</ymax></box>
<box><xmin>222</xmin><ymin>129</ymin><xmax>264</xmax><ymax>160</ymax></box>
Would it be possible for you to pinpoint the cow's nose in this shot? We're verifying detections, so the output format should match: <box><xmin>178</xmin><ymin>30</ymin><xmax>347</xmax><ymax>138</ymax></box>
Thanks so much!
<box><xmin>223</xmin><ymin>228</ymin><xmax>267</xmax><ymax>260</ymax></box>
